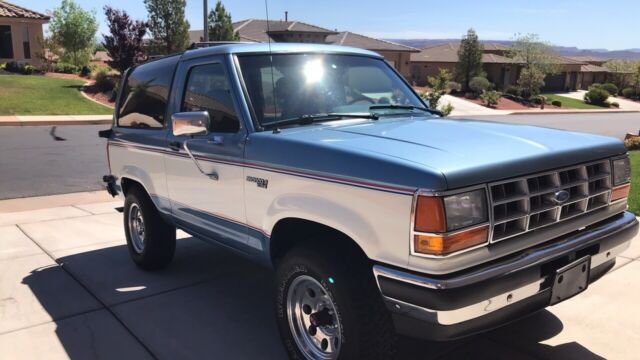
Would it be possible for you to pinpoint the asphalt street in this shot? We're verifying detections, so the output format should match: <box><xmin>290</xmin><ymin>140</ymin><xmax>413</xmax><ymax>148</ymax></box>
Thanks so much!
<box><xmin>0</xmin><ymin>112</ymin><xmax>638</xmax><ymax>199</ymax></box>
<box><xmin>0</xmin><ymin>125</ymin><xmax>109</xmax><ymax>200</ymax></box>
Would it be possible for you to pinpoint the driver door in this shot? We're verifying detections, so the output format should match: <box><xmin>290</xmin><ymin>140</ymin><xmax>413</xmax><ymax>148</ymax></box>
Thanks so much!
<box><xmin>164</xmin><ymin>57</ymin><xmax>249</xmax><ymax>248</ymax></box>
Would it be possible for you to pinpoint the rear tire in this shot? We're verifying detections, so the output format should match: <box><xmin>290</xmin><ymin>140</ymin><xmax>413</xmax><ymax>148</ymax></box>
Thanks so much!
<box><xmin>123</xmin><ymin>186</ymin><xmax>176</xmax><ymax>270</ymax></box>
<box><xmin>275</xmin><ymin>240</ymin><xmax>397</xmax><ymax>360</ymax></box>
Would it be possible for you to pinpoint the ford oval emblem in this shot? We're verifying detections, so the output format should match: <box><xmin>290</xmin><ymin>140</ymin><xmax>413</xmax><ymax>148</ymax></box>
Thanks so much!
<box><xmin>553</xmin><ymin>190</ymin><xmax>571</xmax><ymax>204</ymax></box>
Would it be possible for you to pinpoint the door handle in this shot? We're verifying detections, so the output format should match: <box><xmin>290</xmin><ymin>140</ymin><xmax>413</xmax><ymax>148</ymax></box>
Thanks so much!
<box><xmin>207</xmin><ymin>136</ymin><xmax>224</xmax><ymax>145</ymax></box>
<box><xmin>169</xmin><ymin>141</ymin><xmax>181</xmax><ymax>151</ymax></box>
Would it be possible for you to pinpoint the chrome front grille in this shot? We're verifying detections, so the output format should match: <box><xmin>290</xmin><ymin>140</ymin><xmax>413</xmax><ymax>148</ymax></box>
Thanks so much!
<box><xmin>489</xmin><ymin>160</ymin><xmax>612</xmax><ymax>242</ymax></box>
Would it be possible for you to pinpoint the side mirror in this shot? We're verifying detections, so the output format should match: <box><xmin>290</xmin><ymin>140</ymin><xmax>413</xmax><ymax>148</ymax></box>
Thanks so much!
<box><xmin>171</xmin><ymin>111</ymin><xmax>210</xmax><ymax>137</ymax></box>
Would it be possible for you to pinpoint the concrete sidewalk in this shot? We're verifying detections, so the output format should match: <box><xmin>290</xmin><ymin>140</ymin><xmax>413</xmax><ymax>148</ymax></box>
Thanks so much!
<box><xmin>1</xmin><ymin>192</ymin><xmax>639</xmax><ymax>359</ymax></box>
<box><xmin>0</xmin><ymin>115</ymin><xmax>112</xmax><ymax>127</ymax></box>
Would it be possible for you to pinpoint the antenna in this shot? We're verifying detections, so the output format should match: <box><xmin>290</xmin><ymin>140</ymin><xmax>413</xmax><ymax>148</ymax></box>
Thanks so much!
<box><xmin>264</xmin><ymin>0</ymin><xmax>278</xmax><ymax>131</ymax></box>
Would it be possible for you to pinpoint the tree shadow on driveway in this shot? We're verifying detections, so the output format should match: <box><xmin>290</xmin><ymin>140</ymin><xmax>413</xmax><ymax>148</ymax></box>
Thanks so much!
<box><xmin>21</xmin><ymin>237</ymin><xmax>605</xmax><ymax>359</ymax></box>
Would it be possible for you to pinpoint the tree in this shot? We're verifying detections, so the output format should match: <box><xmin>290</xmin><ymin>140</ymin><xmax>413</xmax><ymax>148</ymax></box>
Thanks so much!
<box><xmin>144</xmin><ymin>0</ymin><xmax>190</xmax><ymax>55</ymax></box>
<box><xmin>208</xmin><ymin>1</ymin><xmax>240</xmax><ymax>41</ymax></box>
<box><xmin>455</xmin><ymin>29</ymin><xmax>484</xmax><ymax>90</ymax></box>
<box><xmin>603</xmin><ymin>60</ymin><xmax>636</xmax><ymax>90</ymax></box>
<box><xmin>49</xmin><ymin>0</ymin><xmax>98</xmax><ymax>67</ymax></box>
<box><xmin>517</xmin><ymin>67</ymin><xmax>546</xmax><ymax>98</ymax></box>
<box><xmin>103</xmin><ymin>6</ymin><xmax>148</xmax><ymax>74</ymax></box>
<box><xmin>508</xmin><ymin>34</ymin><xmax>560</xmax><ymax>96</ymax></box>
<box><xmin>421</xmin><ymin>69</ymin><xmax>455</xmax><ymax>115</ymax></box>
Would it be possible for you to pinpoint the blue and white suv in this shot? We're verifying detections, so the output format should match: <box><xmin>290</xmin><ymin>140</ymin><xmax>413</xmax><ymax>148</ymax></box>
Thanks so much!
<box><xmin>101</xmin><ymin>43</ymin><xmax>637</xmax><ymax>360</ymax></box>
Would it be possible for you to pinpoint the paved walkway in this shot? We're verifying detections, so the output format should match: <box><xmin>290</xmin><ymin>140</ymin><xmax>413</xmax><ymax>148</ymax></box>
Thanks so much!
<box><xmin>1</xmin><ymin>192</ymin><xmax>639</xmax><ymax>359</ymax></box>
<box><xmin>558</xmin><ymin>90</ymin><xmax>640</xmax><ymax>111</ymax></box>
<box><xmin>0</xmin><ymin>115</ymin><xmax>112</xmax><ymax>126</ymax></box>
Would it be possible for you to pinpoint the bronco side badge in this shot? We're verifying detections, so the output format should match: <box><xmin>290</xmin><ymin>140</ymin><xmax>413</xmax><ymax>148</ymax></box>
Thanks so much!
<box><xmin>246</xmin><ymin>176</ymin><xmax>269</xmax><ymax>189</ymax></box>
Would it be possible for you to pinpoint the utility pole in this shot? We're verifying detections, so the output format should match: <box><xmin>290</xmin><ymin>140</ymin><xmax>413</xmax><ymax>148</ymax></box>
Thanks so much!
<box><xmin>203</xmin><ymin>0</ymin><xmax>209</xmax><ymax>42</ymax></box>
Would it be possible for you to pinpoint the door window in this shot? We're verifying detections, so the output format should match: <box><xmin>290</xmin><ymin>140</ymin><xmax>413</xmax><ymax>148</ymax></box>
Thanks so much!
<box><xmin>182</xmin><ymin>63</ymin><xmax>240</xmax><ymax>133</ymax></box>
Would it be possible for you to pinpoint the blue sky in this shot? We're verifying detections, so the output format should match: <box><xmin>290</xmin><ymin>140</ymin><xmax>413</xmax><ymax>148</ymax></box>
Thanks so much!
<box><xmin>16</xmin><ymin>0</ymin><xmax>640</xmax><ymax>50</ymax></box>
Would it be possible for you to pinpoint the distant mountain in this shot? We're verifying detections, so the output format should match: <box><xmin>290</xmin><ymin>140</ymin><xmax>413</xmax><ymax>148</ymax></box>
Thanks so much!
<box><xmin>388</xmin><ymin>39</ymin><xmax>640</xmax><ymax>60</ymax></box>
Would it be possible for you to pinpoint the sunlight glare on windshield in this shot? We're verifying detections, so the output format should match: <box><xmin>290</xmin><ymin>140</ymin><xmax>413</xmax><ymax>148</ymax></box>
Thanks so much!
<box><xmin>303</xmin><ymin>59</ymin><xmax>324</xmax><ymax>84</ymax></box>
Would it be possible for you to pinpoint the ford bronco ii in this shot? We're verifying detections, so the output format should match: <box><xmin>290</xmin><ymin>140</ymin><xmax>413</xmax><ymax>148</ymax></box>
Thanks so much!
<box><xmin>100</xmin><ymin>43</ymin><xmax>637</xmax><ymax>360</ymax></box>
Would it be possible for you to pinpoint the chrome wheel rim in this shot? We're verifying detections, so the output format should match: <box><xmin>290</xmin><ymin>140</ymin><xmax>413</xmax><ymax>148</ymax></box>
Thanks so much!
<box><xmin>286</xmin><ymin>275</ymin><xmax>341</xmax><ymax>360</ymax></box>
<box><xmin>128</xmin><ymin>203</ymin><xmax>145</xmax><ymax>253</ymax></box>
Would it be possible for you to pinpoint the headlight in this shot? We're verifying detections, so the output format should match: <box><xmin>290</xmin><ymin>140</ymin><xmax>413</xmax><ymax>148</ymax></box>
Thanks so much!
<box><xmin>612</xmin><ymin>156</ymin><xmax>631</xmax><ymax>185</ymax></box>
<box><xmin>443</xmin><ymin>190</ymin><xmax>488</xmax><ymax>231</ymax></box>
<box><xmin>611</xmin><ymin>156</ymin><xmax>631</xmax><ymax>202</ymax></box>
<box><xmin>413</xmin><ymin>189</ymin><xmax>489</xmax><ymax>256</ymax></box>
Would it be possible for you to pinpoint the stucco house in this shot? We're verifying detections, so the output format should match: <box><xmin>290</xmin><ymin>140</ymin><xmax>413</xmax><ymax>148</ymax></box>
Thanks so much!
<box><xmin>410</xmin><ymin>42</ymin><xmax>611</xmax><ymax>91</ymax></box>
<box><xmin>189</xmin><ymin>19</ymin><xmax>418</xmax><ymax>79</ymax></box>
<box><xmin>0</xmin><ymin>1</ymin><xmax>48</xmax><ymax>67</ymax></box>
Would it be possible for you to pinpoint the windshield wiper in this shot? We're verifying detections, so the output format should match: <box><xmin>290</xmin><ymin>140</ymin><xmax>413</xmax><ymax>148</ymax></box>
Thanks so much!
<box><xmin>263</xmin><ymin>112</ymin><xmax>379</xmax><ymax>131</ymax></box>
<box><xmin>369</xmin><ymin>104</ymin><xmax>443</xmax><ymax>117</ymax></box>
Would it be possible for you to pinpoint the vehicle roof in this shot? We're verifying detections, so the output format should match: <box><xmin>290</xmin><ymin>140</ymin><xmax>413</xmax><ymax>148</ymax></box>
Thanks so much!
<box><xmin>181</xmin><ymin>42</ymin><xmax>383</xmax><ymax>61</ymax></box>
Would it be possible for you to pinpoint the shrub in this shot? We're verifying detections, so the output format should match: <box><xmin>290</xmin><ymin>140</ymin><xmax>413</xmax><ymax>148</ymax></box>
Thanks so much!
<box><xmin>584</xmin><ymin>88</ymin><xmax>610</xmax><ymax>106</ymax></box>
<box><xmin>551</xmin><ymin>100</ymin><xmax>562</xmax><ymax>107</ymax></box>
<box><xmin>22</xmin><ymin>64</ymin><xmax>34</xmax><ymax>75</ymax></box>
<box><xmin>80</xmin><ymin>66</ymin><xmax>91</xmax><ymax>77</ymax></box>
<box><xmin>622</xmin><ymin>87</ymin><xmax>637</xmax><ymax>98</ymax></box>
<box><xmin>94</xmin><ymin>69</ymin><xmax>116</xmax><ymax>92</ymax></box>
<box><xmin>4</xmin><ymin>61</ymin><xmax>35</xmax><ymax>75</ymax></box>
<box><xmin>610</xmin><ymin>102</ymin><xmax>620</xmax><ymax>108</ymax></box>
<box><xmin>469</xmin><ymin>76</ymin><xmax>492</xmax><ymax>96</ymax></box>
<box><xmin>109</xmin><ymin>81</ymin><xmax>120</xmax><ymax>102</ymax></box>
<box><xmin>53</xmin><ymin>62</ymin><xmax>80</xmax><ymax>74</ymax></box>
<box><xmin>480</xmin><ymin>90</ymin><xmax>502</xmax><ymax>107</ymax></box>
<box><xmin>446</xmin><ymin>81</ymin><xmax>462</xmax><ymax>94</ymax></box>
<box><xmin>0</xmin><ymin>62</ymin><xmax>5</xmax><ymax>70</ymax></box>
<box><xmin>505</xmin><ymin>85</ymin><xmax>520</xmax><ymax>96</ymax></box>
<box><xmin>464</xmin><ymin>92</ymin><xmax>475</xmax><ymax>99</ymax></box>
<box><xmin>439</xmin><ymin>102</ymin><xmax>454</xmax><ymax>116</ymax></box>
<box><xmin>600</xmin><ymin>83</ymin><xmax>619</xmax><ymax>96</ymax></box>
<box><xmin>625</xmin><ymin>137</ymin><xmax>640</xmax><ymax>150</ymax></box>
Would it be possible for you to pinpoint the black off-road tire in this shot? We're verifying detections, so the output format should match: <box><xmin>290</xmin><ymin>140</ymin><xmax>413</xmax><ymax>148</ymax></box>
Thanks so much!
<box><xmin>123</xmin><ymin>186</ymin><xmax>176</xmax><ymax>270</ymax></box>
<box><xmin>275</xmin><ymin>240</ymin><xmax>397</xmax><ymax>360</ymax></box>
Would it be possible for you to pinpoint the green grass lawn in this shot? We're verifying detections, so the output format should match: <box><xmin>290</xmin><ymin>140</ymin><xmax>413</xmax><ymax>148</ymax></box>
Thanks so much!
<box><xmin>629</xmin><ymin>151</ymin><xmax>639</xmax><ymax>216</ymax></box>
<box><xmin>543</xmin><ymin>94</ymin><xmax>607</xmax><ymax>110</ymax></box>
<box><xmin>0</xmin><ymin>74</ymin><xmax>113</xmax><ymax>115</ymax></box>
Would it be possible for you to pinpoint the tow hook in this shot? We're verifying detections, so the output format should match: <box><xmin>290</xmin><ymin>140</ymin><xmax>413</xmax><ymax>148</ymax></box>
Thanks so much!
<box><xmin>103</xmin><ymin>175</ymin><xmax>118</xmax><ymax>197</ymax></box>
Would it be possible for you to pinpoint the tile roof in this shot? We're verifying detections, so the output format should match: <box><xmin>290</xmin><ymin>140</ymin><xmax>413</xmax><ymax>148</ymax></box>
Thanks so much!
<box><xmin>189</xmin><ymin>19</ymin><xmax>417</xmax><ymax>53</ymax></box>
<box><xmin>326</xmin><ymin>31</ymin><xmax>417</xmax><ymax>52</ymax></box>
<box><xmin>566</xmin><ymin>55</ymin><xmax>608</xmax><ymax>63</ymax></box>
<box><xmin>0</xmin><ymin>1</ymin><xmax>49</xmax><ymax>20</ymax></box>
<box><xmin>410</xmin><ymin>42</ymin><xmax>512</xmax><ymax>63</ymax></box>
<box><xmin>580</xmin><ymin>64</ymin><xmax>609</xmax><ymax>72</ymax></box>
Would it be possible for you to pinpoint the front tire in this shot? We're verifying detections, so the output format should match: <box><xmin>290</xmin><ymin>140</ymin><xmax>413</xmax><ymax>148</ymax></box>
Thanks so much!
<box><xmin>123</xmin><ymin>186</ymin><xmax>176</xmax><ymax>270</ymax></box>
<box><xmin>275</xmin><ymin>241</ymin><xmax>397</xmax><ymax>360</ymax></box>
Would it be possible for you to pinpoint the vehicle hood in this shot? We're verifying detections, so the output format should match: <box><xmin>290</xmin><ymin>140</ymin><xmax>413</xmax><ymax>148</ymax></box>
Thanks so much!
<box><xmin>247</xmin><ymin>117</ymin><xmax>626</xmax><ymax>191</ymax></box>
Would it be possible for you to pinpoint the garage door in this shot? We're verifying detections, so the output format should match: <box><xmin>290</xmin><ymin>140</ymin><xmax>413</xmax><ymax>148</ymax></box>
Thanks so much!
<box><xmin>542</xmin><ymin>73</ymin><xmax>566</xmax><ymax>92</ymax></box>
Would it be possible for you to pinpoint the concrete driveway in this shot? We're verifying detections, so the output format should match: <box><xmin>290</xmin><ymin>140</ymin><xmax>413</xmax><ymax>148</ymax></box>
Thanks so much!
<box><xmin>438</xmin><ymin>95</ymin><xmax>510</xmax><ymax>117</ymax></box>
<box><xmin>1</xmin><ymin>192</ymin><xmax>639</xmax><ymax>359</ymax></box>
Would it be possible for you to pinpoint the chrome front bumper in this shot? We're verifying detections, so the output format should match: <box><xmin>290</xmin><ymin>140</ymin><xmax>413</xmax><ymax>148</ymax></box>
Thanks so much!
<box><xmin>373</xmin><ymin>211</ymin><xmax>638</xmax><ymax>340</ymax></box>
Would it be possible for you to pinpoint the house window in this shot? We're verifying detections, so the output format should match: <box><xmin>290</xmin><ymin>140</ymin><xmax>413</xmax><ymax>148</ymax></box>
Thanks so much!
<box><xmin>0</xmin><ymin>25</ymin><xmax>13</xmax><ymax>59</ymax></box>
<box><xmin>22</xmin><ymin>25</ymin><xmax>30</xmax><ymax>59</ymax></box>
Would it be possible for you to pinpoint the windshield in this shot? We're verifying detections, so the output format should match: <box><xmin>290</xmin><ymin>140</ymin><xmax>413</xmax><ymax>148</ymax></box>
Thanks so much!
<box><xmin>237</xmin><ymin>53</ymin><xmax>425</xmax><ymax>128</ymax></box>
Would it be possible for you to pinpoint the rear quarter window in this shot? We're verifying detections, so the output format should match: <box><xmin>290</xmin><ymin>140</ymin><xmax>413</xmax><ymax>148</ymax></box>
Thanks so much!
<box><xmin>117</xmin><ymin>56</ymin><xmax>179</xmax><ymax>129</ymax></box>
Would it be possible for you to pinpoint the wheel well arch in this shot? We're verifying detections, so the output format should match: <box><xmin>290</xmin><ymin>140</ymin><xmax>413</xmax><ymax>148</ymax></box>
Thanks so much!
<box><xmin>120</xmin><ymin>177</ymin><xmax>144</xmax><ymax>196</ymax></box>
<box><xmin>269</xmin><ymin>217</ymin><xmax>370</xmax><ymax>266</ymax></box>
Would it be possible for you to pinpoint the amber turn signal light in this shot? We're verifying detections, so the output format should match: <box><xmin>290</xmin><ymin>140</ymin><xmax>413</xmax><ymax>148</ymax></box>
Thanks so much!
<box><xmin>414</xmin><ymin>225</ymin><xmax>489</xmax><ymax>256</ymax></box>
<box><xmin>414</xmin><ymin>196</ymin><xmax>446</xmax><ymax>233</ymax></box>
<box><xmin>611</xmin><ymin>183</ymin><xmax>630</xmax><ymax>202</ymax></box>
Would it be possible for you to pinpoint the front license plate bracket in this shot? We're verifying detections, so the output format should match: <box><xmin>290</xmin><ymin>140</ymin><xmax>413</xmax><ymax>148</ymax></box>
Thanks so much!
<box><xmin>550</xmin><ymin>256</ymin><xmax>591</xmax><ymax>305</ymax></box>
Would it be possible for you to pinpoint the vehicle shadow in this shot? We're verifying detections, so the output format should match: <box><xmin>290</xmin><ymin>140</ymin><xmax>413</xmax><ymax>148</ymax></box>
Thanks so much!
<box><xmin>21</xmin><ymin>237</ymin><xmax>605</xmax><ymax>360</ymax></box>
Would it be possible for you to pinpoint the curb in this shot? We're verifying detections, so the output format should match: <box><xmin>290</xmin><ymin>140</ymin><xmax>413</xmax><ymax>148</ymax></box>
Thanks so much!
<box><xmin>506</xmin><ymin>110</ymin><xmax>640</xmax><ymax>115</ymax></box>
<box><xmin>0</xmin><ymin>116</ymin><xmax>112</xmax><ymax>127</ymax></box>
